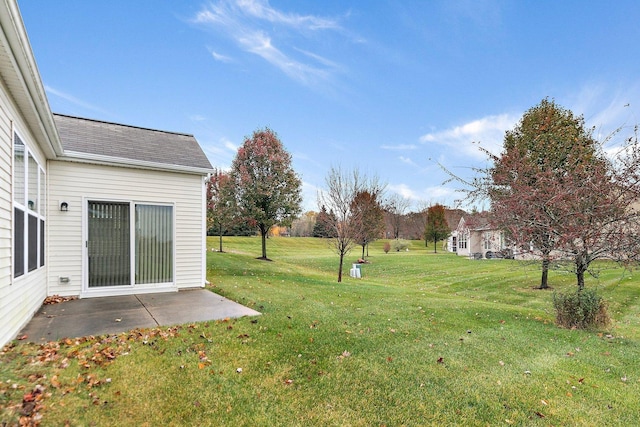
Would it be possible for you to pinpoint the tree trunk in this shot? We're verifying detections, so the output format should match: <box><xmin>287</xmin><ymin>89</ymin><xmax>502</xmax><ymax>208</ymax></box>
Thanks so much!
<box><xmin>576</xmin><ymin>269</ymin><xmax>586</xmax><ymax>291</ymax></box>
<box><xmin>259</xmin><ymin>224</ymin><xmax>268</xmax><ymax>259</ymax></box>
<box><xmin>361</xmin><ymin>244</ymin><xmax>366</xmax><ymax>259</ymax></box>
<box><xmin>338</xmin><ymin>251</ymin><xmax>344</xmax><ymax>282</ymax></box>
<box><xmin>539</xmin><ymin>256</ymin><xmax>550</xmax><ymax>289</ymax></box>
<box><xmin>218</xmin><ymin>223</ymin><xmax>223</xmax><ymax>253</ymax></box>
<box><xmin>575</xmin><ymin>253</ymin><xmax>587</xmax><ymax>291</ymax></box>
<box><xmin>433</xmin><ymin>237</ymin><xmax>437</xmax><ymax>253</ymax></box>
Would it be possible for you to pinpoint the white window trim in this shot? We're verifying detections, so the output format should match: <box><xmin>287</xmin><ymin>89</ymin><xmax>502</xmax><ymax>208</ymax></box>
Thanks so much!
<box><xmin>12</xmin><ymin>129</ymin><xmax>46</xmax><ymax>281</ymax></box>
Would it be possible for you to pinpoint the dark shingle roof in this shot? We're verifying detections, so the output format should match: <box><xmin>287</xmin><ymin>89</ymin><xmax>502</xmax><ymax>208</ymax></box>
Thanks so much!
<box><xmin>53</xmin><ymin>113</ymin><xmax>213</xmax><ymax>172</ymax></box>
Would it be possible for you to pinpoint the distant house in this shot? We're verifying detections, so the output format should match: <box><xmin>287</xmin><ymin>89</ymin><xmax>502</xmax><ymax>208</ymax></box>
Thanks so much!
<box><xmin>447</xmin><ymin>214</ymin><xmax>507</xmax><ymax>259</ymax></box>
<box><xmin>0</xmin><ymin>0</ymin><xmax>213</xmax><ymax>346</ymax></box>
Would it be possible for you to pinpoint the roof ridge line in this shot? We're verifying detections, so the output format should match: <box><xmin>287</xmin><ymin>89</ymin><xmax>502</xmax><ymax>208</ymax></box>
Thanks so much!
<box><xmin>52</xmin><ymin>112</ymin><xmax>194</xmax><ymax>137</ymax></box>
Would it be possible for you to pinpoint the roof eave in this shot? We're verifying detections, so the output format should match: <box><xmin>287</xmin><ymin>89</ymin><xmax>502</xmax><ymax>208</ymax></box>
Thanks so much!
<box><xmin>59</xmin><ymin>151</ymin><xmax>214</xmax><ymax>175</ymax></box>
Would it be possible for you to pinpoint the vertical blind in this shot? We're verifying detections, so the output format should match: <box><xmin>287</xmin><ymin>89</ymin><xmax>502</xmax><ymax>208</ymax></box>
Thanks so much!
<box><xmin>88</xmin><ymin>202</ymin><xmax>131</xmax><ymax>287</ymax></box>
<box><xmin>135</xmin><ymin>204</ymin><xmax>173</xmax><ymax>284</ymax></box>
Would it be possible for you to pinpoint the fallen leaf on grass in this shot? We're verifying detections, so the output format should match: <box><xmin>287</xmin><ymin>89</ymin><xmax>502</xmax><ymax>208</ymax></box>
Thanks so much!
<box><xmin>437</xmin><ymin>357</ymin><xmax>444</xmax><ymax>364</ymax></box>
<box><xmin>338</xmin><ymin>350</ymin><xmax>351</xmax><ymax>359</ymax></box>
<box><xmin>50</xmin><ymin>375</ymin><xmax>61</xmax><ymax>389</ymax></box>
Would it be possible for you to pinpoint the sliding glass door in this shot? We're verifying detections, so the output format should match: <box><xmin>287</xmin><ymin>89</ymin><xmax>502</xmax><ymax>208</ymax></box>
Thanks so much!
<box><xmin>135</xmin><ymin>204</ymin><xmax>173</xmax><ymax>284</ymax></box>
<box><xmin>87</xmin><ymin>201</ymin><xmax>173</xmax><ymax>289</ymax></box>
<box><xmin>88</xmin><ymin>201</ymin><xmax>131</xmax><ymax>287</ymax></box>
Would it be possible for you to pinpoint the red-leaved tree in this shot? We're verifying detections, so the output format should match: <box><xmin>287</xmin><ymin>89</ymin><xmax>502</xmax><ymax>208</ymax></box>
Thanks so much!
<box><xmin>230</xmin><ymin>128</ymin><xmax>302</xmax><ymax>260</ymax></box>
<box><xmin>206</xmin><ymin>168</ymin><xmax>235</xmax><ymax>253</ymax></box>
<box><xmin>478</xmin><ymin>99</ymin><xmax>640</xmax><ymax>290</ymax></box>
<box><xmin>351</xmin><ymin>190</ymin><xmax>385</xmax><ymax>259</ymax></box>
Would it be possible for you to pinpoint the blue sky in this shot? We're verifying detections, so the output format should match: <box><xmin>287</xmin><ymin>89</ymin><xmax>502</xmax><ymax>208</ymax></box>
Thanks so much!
<box><xmin>19</xmin><ymin>0</ymin><xmax>640</xmax><ymax>212</ymax></box>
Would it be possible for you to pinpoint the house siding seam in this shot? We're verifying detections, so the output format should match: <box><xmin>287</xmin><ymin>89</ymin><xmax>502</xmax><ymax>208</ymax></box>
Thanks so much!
<box><xmin>47</xmin><ymin>161</ymin><xmax>206</xmax><ymax>297</ymax></box>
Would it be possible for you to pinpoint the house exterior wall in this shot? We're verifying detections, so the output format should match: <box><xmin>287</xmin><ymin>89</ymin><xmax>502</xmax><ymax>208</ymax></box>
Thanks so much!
<box><xmin>0</xmin><ymin>80</ymin><xmax>49</xmax><ymax>346</ymax></box>
<box><xmin>48</xmin><ymin>160</ymin><xmax>207</xmax><ymax>297</ymax></box>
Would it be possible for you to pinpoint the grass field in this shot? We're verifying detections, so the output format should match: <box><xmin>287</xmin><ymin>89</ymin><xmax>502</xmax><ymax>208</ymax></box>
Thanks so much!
<box><xmin>2</xmin><ymin>237</ymin><xmax>639</xmax><ymax>426</ymax></box>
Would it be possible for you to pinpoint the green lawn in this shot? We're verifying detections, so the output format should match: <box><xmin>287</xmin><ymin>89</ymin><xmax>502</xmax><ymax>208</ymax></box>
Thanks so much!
<box><xmin>2</xmin><ymin>237</ymin><xmax>639</xmax><ymax>426</ymax></box>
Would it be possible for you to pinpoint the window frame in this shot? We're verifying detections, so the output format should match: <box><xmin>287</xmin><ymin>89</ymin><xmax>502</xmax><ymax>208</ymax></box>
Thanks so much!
<box><xmin>84</xmin><ymin>198</ymin><xmax>176</xmax><ymax>293</ymax></box>
<box><xmin>13</xmin><ymin>131</ymin><xmax>46</xmax><ymax>280</ymax></box>
<box><xmin>458</xmin><ymin>231</ymin><xmax>468</xmax><ymax>249</ymax></box>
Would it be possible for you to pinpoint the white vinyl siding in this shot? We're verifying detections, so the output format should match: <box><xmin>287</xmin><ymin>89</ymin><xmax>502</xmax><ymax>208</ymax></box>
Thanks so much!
<box><xmin>0</xmin><ymin>94</ymin><xmax>48</xmax><ymax>347</ymax></box>
<box><xmin>48</xmin><ymin>161</ymin><xmax>206</xmax><ymax>297</ymax></box>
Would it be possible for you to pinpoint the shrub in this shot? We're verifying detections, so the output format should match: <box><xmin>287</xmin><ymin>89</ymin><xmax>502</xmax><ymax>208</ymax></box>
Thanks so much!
<box><xmin>383</xmin><ymin>242</ymin><xmax>391</xmax><ymax>253</ymax></box>
<box><xmin>391</xmin><ymin>239</ymin><xmax>410</xmax><ymax>252</ymax></box>
<box><xmin>553</xmin><ymin>288</ymin><xmax>610</xmax><ymax>329</ymax></box>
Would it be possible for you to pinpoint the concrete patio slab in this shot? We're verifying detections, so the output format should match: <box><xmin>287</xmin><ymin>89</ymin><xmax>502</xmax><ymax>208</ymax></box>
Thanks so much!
<box><xmin>18</xmin><ymin>289</ymin><xmax>261</xmax><ymax>343</ymax></box>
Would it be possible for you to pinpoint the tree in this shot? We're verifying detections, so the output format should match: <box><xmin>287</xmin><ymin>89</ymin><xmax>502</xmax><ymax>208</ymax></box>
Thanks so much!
<box><xmin>229</xmin><ymin>128</ymin><xmax>302</xmax><ymax>260</ymax></box>
<box><xmin>206</xmin><ymin>169</ymin><xmax>235</xmax><ymax>252</ymax></box>
<box><xmin>312</xmin><ymin>206</ymin><xmax>337</xmax><ymax>238</ymax></box>
<box><xmin>351</xmin><ymin>190</ymin><xmax>385</xmax><ymax>259</ymax></box>
<box><xmin>318</xmin><ymin>167</ymin><xmax>383</xmax><ymax>282</ymax></box>
<box><xmin>424</xmin><ymin>204</ymin><xmax>450</xmax><ymax>253</ymax></box>
<box><xmin>482</xmin><ymin>99</ymin><xmax>640</xmax><ymax>290</ymax></box>
<box><xmin>385</xmin><ymin>194</ymin><xmax>411</xmax><ymax>239</ymax></box>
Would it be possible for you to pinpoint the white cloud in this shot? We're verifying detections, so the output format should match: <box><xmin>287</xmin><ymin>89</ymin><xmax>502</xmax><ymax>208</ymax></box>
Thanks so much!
<box><xmin>193</xmin><ymin>0</ymin><xmax>343</xmax><ymax>87</ymax></box>
<box><xmin>235</xmin><ymin>0</ymin><xmax>340</xmax><ymax>30</ymax></box>
<box><xmin>208</xmin><ymin>48</ymin><xmax>234</xmax><ymax>63</ymax></box>
<box><xmin>386</xmin><ymin>182</ymin><xmax>470</xmax><ymax>209</ymax></box>
<box><xmin>189</xmin><ymin>114</ymin><xmax>207</xmax><ymax>122</ymax></box>
<box><xmin>222</xmin><ymin>137</ymin><xmax>238</xmax><ymax>152</ymax></box>
<box><xmin>301</xmin><ymin>180</ymin><xmax>320</xmax><ymax>211</ymax></box>
<box><xmin>398</xmin><ymin>156</ymin><xmax>417</xmax><ymax>167</ymax></box>
<box><xmin>423</xmin><ymin>185</ymin><xmax>458</xmax><ymax>202</ymax></box>
<box><xmin>44</xmin><ymin>85</ymin><xmax>110</xmax><ymax>115</ymax></box>
<box><xmin>387</xmin><ymin>183</ymin><xmax>418</xmax><ymax>201</ymax></box>
<box><xmin>420</xmin><ymin>113</ymin><xmax>517</xmax><ymax>159</ymax></box>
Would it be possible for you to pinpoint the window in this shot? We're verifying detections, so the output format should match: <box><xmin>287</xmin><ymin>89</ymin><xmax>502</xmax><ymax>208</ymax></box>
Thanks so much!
<box><xmin>13</xmin><ymin>133</ymin><xmax>45</xmax><ymax>278</ymax></box>
<box><xmin>483</xmin><ymin>232</ymin><xmax>492</xmax><ymax>250</ymax></box>
<box><xmin>458</xmin><ymin>232</ymin><xmax>468</xmax><ymax>249</ymax></box>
